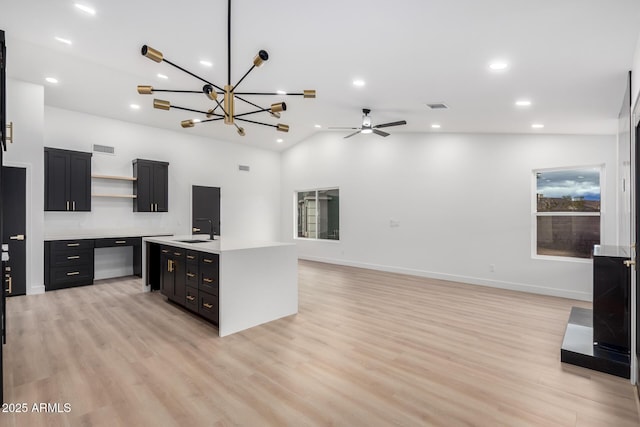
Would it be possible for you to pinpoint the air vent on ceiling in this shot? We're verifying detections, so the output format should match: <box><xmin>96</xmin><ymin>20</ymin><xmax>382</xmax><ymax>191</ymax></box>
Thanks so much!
<box><xmin>426</xmin><ymin>103</ymin><xmax>449</xmax><ymax>110</ymax></box>
<box><xmin>238</xmin><ymin>165</ymin><xmax>250</xmax><ymax>172</ymax></box>
<box><xmin>93</xmin><ymin>144</ymin><xmax>115</xmax><ymax>155</ymax></box>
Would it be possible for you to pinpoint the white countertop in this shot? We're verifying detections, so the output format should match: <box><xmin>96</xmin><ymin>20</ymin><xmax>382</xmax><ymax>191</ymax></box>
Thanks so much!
<box><xmin>143</xmin><ymin>235</ymin><xmax>295</xmax><ymax>254</ymax></box>
<box><xmin>44</xmin><ymin>229</ymin><xmax>174</xmax><ymax>241</ymax></box>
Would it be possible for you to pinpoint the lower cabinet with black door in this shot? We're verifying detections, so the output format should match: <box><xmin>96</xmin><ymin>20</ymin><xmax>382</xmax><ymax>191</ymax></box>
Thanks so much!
<box><xmin>44</xmin><ymin>239</ymin><xmax>95</xmax><ymax>290</ymax></box>
<box><xmin>159</xmin><ymin>246</ymin><xmax>218</xmax><ymax>325</ymax></box>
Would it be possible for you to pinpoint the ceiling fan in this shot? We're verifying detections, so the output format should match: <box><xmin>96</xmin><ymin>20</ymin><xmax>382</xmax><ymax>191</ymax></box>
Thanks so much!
<box><xmin>329</xmin><ymin>108</ymin><xmax>407</xmax><ymax>138</ymax></box>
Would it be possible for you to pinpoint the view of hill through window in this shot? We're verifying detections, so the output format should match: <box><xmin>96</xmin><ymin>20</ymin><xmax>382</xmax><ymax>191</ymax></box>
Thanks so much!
<box><xmin>535</xmin><ymin>168</ymin><xmax>601</xmax><ymax>258</ymax></box>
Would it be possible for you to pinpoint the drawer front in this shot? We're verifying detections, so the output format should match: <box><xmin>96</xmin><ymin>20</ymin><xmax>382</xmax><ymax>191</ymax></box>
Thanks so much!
<box><xmin>198</xmin><ymin>292</ymin><xmax>218</xmax><ymax>324</ymax></box>
<box><xmin>185</xmin><ymin>250</ymin><xmax>199</xmax><ymax>262</ymax></box>
<box><xmin>50</xmin><ymin>248</ymin><xmax>93</xmax><ymax>267</ymax></box>
<box><xmin>186</xmin><ymin>263</ymin><xmax>199</xmax><ymax>287</ymax></box>
<box><xmin>48</xmin><ymin>265</ymin><xmax>94</xmax><ymax>289</ymax></box>
<box><xmin>185</xmin><ymin>286</ymin><xmax>198</xmax><ymax>312</ymax></box>
<box><xmin>51</xmin><ymin>239</ymin><xmax>94</xmax><ymax>251</ymax></box>
<box><xmin>94</xmin><ymin>237</ymin><xmax>135</xmax><ymax>248</ymax></box>
<box><xmin>199</xmin><ymin>262</ymin><xmax>218</xmax><ymax>295</ymax></box>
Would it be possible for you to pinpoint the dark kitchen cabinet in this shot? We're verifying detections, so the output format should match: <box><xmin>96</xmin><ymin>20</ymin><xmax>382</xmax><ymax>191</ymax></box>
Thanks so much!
<box><xmin>160</xmin><ymin>246</ymin><xmax>185</xmax><ymax>304</ymax></box>
<box><xmin>133</xmin><ymin>159</ymin><xmax>169</xmax><ymax>212</ymax></box>
<box><xmin>44</xmin><ymin>147</ymin><xmax>92</xmax><ymax>211</ymax></box>
<box><xmin>44</xmin><ymin>239</ymin><xmax>95</xmax><ymax>290</ymax></box>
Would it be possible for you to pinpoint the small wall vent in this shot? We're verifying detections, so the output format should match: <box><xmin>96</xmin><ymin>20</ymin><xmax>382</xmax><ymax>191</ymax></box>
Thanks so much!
<box><xmin>93</xmin><ymin>144</ymin><xmax>115</xmax><ymax>155</ymax></box>
<box><xmin>238</xmin><ymin>165</ymin><xmax>250</xmax><ymax>172</ymax></box>
<box><xmin>426</xmin><ymin>103</ymin><xmax>449</xmax><ymax>110</ymax></box>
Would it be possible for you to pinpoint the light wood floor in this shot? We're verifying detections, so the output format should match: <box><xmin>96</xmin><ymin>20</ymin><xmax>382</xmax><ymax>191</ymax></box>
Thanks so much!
<box><xmin>2</xmin><ymin>261</ymin><xmax>639</xmax><ymax>426</ymax></box>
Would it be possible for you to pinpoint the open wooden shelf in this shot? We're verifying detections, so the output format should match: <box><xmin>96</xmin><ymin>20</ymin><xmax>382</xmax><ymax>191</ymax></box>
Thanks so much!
<box><xmin>91</xmin><ymin>174</ymin><xmax>137</xmax><ymax>181</ymax></box>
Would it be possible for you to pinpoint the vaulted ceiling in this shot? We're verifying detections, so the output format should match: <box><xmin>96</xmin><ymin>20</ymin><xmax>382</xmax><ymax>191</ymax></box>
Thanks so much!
<box><xmin>2</xmin><ymin>0</ymin><xmax>640</xmax><ymax>151</ymax></box>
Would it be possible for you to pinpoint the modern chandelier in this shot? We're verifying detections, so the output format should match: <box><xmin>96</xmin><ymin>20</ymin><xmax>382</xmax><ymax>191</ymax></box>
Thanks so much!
<box><xmin>137</xmin><ymin>0</ymin><xmax>315</xmax><ymax>136</ymax></box>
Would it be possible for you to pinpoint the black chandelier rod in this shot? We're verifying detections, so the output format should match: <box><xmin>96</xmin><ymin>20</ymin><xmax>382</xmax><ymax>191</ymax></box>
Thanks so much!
<box><xmin>171</xmin><ymin>105</ymin><xmax>225</xmax><ymax>117</ymax></box>
<box><xmin>233</xmin><ymin>108</ymin><xmax>273</xmax><ymax>118</ymax></box>
<box><xmin>235</xmin><ymin>92</ymin><xmax>308</xmax><ymax>96</ymax></box>
<box><xmin>152</xmin><ymin>89</ymin><xmax>202</xmax><ymax>94</ymax></box>
<box><xmin>162</xmin><ymin>58</ymin><xmax>224</xmax><ymax>93</ymax></box>
<box><xmin>235</xmin><ymin>117</ymin><xmax>278</xmax><ymax>128</ymax></box>
<box><xmin>228</xmin><ymin>0</ymin><xmax>232</xmax><ymax>86</ymax></box>
<box><xmin>235</xmin><ymin>95</ymin><xmax>268</xmax><ymax>112</ymax></box>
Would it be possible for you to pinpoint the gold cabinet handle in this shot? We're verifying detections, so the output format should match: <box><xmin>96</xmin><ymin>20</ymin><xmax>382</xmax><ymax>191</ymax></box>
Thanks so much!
<box><xmin>67</xmin><ymin>243</ymin><xmax>80</xmax><ymax>247</ymax></box>
<box><xmin>203</xmin><ymin>258</ymin><xmax>214</xmax><ymax>263</ymax></box>
<box><xmin>67</xmin><ymin>255</ymin><xmax>80</xmax><ymax>260</ymax></box>
<box><xmin>203</xmin><ymin>303</ymin><xmax>213</xmax><ymax>309</ymax></box>
<box><xmin>66</xmin><ymin>201</ymin><xmax>70</xmax><ymax>211</ymax></box>
<box><xmin>173</xmin><ymin>252</ymin><xmax>182</xmax><ymax>256</ymax></box>
<box><xmin>192</xmin><ymin>227</ymin><xmax>201</xmax><ymax>232</ymax></box>
<box><xmin>73</xmin><ymin>201</ymin><xmax>76</xmax><ymax>211</ymax></box>
<box><xmin>187</xmin><ymin>255</ymin><xmax>195</xmax><ymax>260</ymax></box>
<box><xmin>5</xmin><ymin>274</ymin><xmax>12</xmax><ymax>294</ymax></box>
<box><xmin>115</xmin><ymin>240</ymin><xmax>126</xmax><ymax>244</ymax></box>
<box><xmin>203</xmin><ymin>278</ymin><xmax>214</xmax><ymax>283</ymax></box>
<box><xmin>167</xmin><ymin>259</ymin><xmax>174</xmax><ymax>272</ymax></box>
<box><xmin>67</xmin><ymin>271</ymin><xmax>80</xmax><ymax>276</ymax></box>
<box><xmin>187</xmin><ymin>273</ymin><xmax>195</xmax><ymax>278</ymax></box>
<box><xmin>10</xmin><ymin>234</ymin><xmax>24</xmax><ymax>241</ymax></box>
<box><xmin>186</xmin><ymin>295</ymin><xmax>195</xmax><ymax>301</ymax></box>
<box><xmin>161</xmin><ymin>249</ymin><xmax>169</xmax><ymax>253</ymax></box>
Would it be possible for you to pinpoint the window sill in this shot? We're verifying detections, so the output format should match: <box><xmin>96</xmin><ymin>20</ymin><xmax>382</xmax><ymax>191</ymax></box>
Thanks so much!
<box><xmin>294</xmin><ymin>237</ymin><xmax>341</xmax><ymax>243</ymax></box>
<box><xmin>532</xmin><ymin>254</ymin><xmax>592</xmax><ymax>264</ymax></box>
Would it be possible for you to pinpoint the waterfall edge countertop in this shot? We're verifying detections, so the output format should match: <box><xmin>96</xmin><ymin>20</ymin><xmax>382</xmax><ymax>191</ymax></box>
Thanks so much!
<box><xmin>142</xmin><ymin>235</ymin><xmax>295</xmax><ymax>253</ymax></box>
<box><xmin>142</xmin><ymin>235</ymin><xmax>298</xmax><ymax>337</ymax></box>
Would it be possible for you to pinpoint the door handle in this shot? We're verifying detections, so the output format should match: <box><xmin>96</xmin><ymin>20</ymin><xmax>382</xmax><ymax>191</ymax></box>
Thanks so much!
<box><xmin>10</xmin><ymin>234</ymin><xmax>24</xmax><ymax>241</ymax></box>
<box><xmin>623</xmin><ymin>259</ymin><xmax>635</xmax><ymax>268</ymax></box>
<box><xmin>192</xmin><ymin>227</ymin><xmax>201</xmax><ymax>232</ymax></box>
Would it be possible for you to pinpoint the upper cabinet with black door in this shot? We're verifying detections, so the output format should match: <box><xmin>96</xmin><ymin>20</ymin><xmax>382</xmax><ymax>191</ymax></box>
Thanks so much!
<box><xmin>44</xmin><ymin>147</ymin><xmax>92</xmax><ymax>212</ymax></box>
<box><xmin>132</xmin><ymin>159</ymin><xmax>169</xmax><ymax>212</ymax></box>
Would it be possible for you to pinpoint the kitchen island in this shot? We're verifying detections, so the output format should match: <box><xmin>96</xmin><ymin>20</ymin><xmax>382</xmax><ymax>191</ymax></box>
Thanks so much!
<box><xmin>142</xmin><ymin>235</ymin><xmax>298</xmax><ymax>337</ymax></box>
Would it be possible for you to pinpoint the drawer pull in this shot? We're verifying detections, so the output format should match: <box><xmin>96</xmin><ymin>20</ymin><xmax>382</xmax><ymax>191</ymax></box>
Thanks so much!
<box><xmin>174</xmin><ymin>252</ymin><xmax>182</xmax><ymax>256</ymax></box>
<box><xmin>67</xmin><ymin>255</ymin><xmax>80</xmax><ymax>260</ymax></box>
<box><xmin>203</xmin><ymin>303</ymin><xmax>214</xmax><ymax>309</ymax></box>
<box><xmin>161</xmin><ymin>249</ymin><xmax>169</xmax><ymax>253</ymax></box>
<box><xmin>186</xmin><ymin>295</ymin><xmax>195</xmax><ymax>301</ymax></box>
<box><xmin>187</xmin><ymin>255</ymin><xmax>195</xmax><ymax>260</ymax></box>
<box><xmin>187</xmin><ymin>273</ymin><xmax>196</xmax><ymax>278</ymax></box>
<box><xmin>67</xmin><ymin>243</ymin><xmax>80</xmax><ymax>247</ymax></box>
<box><xmin>203</xmin><ymin>278</ymin><xmax>214</xmax><ymax>283</ymax></box>
<box><xmin>67</xmin><ymin>271</ymin><xmax>80</xmax><ymax>276</ymax></box>
<box><xmin>203</xmin><ymin>258</ymin><xmax>214</xmax><ymax>263</ymax></box>
<box><xmin>115</xmin><ymin>240</ymin><xmax>126</xmax><ymax>244</ymax></box>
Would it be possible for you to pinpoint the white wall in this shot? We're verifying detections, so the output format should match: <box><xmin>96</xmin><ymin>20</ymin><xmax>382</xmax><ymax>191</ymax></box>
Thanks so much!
<box><xmin>281</xmin><ymin>132</ymin><xmax>617</xmax><ymax>301</ymax></box>
<box><xmin>6</xmin><ymin>77</ymin><xmax>282</xmax><ymax>290</ymax></box>
<box><xmin>5</xmin><ymin>79</ymin><xmax>45</xmax><ymax>294</ymax></box>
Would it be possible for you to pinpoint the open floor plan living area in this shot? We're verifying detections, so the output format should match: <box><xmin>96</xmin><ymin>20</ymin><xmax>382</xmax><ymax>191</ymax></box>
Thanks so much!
<box><xmin>2</xmin><ymin>1</ymin><xmax>640</xmax><ymax>426</ymax></box>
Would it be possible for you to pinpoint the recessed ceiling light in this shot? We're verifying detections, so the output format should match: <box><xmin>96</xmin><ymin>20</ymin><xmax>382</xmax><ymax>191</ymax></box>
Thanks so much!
<box><xmin>276</xmin><ymin>90</ymin><xmax>287</xmax><ymax>95</ymax></box>
<box><xmin>353</xmin><ymin>79</ymin><xmax>365</xmax><ymax>87</ymax></box>
<box><xmin>314</xmin><ymin>124</ymin><xmax>322</xmax><ymax>129</ymax></box>
<box><xmin>431</xmin><ymin>124</ymin><xmax>441</xmax><ymax>129</ymax></box>
<box><xmin>276</xmin><ymin>138</ymin><xmax>284</xmax><ymax>143</ymax></box>
<box><xmin>515</xmin><ymin>100</ymin><xmax>532</xmax><ymax>107</ymax></box>
<box><xmin>489</xmin><ymin>61</ymin><xmax>508</xmax><ymax>71</ymax></box>
<box><xmin>130</xmin><ymin>104</ymin><xmax>140</xmax><ymax>110</ymax></box>
<box><xmin>54</xmin><ymin>37</ymin><xmax>72</xmax><ymax>45</ymax></box>
<box><xmin>74</xmin><ymin>3</ymin><xmax>96</xmax><ymax>15</ymax></box>
<box><xmin>531</xmin><ymin>123</ymin><xmax>544</xmax><ymax>129</ymax></box>
<box><xmin>45</xmin><ymin>77</ymin><xmax>58</xmax><ymax>84</ymax></box>
<box><xmin>199</xmin><ymin>60</ymin><xmax>213</xmax><ymax>67</ymax></box>
<box><xmin>157</xmin><ymin>73</ymin><xmax>168</xmax><ymax>79</ymax></box>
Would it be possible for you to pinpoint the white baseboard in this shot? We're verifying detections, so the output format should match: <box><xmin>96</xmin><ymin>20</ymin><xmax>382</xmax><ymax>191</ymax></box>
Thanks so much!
<box><xmin>298</xmin><ymin>255</ymin><xmax>591</xmax><ymax>302</ymax></box>
<box><xmin>28</xmin><ymin>284</ymin><xmax>45</xmax><ymax>295</ymax></box>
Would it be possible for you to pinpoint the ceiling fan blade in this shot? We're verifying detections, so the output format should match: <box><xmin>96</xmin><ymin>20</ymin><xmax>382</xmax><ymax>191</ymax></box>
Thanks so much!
<box><xmin>328</xmin><ymin>126</ymin><xmax>360</xmax><ymax>130</ymax></box>
<box><xmin>374</xmin><ymin>120</ymin><xmax>407</xmax><ymax>129</ymax></box>
<box><xmin>373</xmin><ymin>129</ymin><xmax>390</xmax><ymax>137</ymax></box>
<box><xmin>344</xmin><ymin>130</ymin><xmax>361</xmax><ymax>139</ymax></box>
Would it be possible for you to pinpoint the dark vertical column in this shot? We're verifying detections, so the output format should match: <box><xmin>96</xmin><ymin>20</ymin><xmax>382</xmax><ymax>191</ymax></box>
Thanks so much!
<box><xmin>0</xmin><ymin>28</ymin><xmax>6</xmax><ymax>405</ymax></box>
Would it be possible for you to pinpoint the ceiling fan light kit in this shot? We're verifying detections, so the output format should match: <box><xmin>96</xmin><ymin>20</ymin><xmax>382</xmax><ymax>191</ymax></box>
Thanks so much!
<box><xmin>330</xmin><ymin>108</ymin><xmax>407</xmax><ymax>138</ymax></box>
<box><xmin>137</xmin><ymin>0</ymin><xmax>315</xmax><ymax>136</ymax></box>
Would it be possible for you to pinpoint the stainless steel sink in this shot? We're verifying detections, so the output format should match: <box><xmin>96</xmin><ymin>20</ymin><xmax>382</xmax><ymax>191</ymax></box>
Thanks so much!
<box><xmin>176</xmin><ymin>239</ymin><xmax>212</xmax><ymax>243</ymax></box>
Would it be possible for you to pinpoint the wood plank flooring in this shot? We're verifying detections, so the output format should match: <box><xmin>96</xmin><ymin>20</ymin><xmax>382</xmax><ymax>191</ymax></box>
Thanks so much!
<box><xmin>2</xmin><ymin>260</ymin><xmax>639</xmax><ymax>426</ymax></box>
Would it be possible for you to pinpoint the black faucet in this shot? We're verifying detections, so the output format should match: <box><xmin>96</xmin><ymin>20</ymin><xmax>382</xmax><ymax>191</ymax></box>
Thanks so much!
<box><xmin>195</xmin><ymin>218</ymin><xmax>216</xmax><ymax>240</ymax></box>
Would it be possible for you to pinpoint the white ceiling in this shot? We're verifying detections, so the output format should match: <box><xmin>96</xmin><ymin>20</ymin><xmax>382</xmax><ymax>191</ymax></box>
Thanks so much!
<box><xmin>2</xmin><ymin>0</ymin><xmax>640</xmax><ymax>151</ymax></box>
